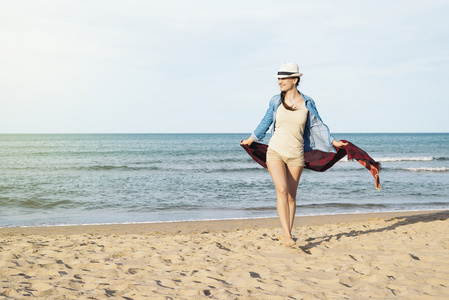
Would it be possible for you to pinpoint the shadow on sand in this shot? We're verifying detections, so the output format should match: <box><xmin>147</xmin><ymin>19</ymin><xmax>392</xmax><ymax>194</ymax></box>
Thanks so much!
<box><xmin>299</xmin><ymin>210</ymin><xmax>449</xmax><ymax>254</ymax></box>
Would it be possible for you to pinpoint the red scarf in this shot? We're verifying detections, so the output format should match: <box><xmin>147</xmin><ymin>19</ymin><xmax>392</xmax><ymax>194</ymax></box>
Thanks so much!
<box><xmin>241</xmin><ymin>140</ymin><xmax>381</xmax><ymax>190</ymax></box>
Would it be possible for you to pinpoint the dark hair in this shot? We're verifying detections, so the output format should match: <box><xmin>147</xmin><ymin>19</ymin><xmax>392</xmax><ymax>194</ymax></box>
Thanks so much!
<box><xmin>281</xmin><ymin>77</ymin><xmax>300</xmax><ymax>111</ymax></box>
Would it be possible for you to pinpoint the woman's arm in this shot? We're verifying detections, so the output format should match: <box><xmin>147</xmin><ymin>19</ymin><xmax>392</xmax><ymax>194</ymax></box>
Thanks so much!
<box><xmin>242</xmin><ymin>95</ymin><xmax>280</xmax><ymax>145</ymax></box>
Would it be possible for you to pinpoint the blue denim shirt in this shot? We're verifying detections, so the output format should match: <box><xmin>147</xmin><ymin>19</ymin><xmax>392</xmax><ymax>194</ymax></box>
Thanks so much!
<box><xmin>250</xmin><ymin>92</ymin><xmax>336</xmax><ymax>153</ymax></box>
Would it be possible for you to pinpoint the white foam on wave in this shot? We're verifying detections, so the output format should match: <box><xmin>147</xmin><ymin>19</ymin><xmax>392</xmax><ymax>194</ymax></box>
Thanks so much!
<box><xmin>337</xmin><ymin>156</ymin><xmax>436</xmax><ymax>163</ymax></box>
<box><xmin>377</xmin><ymin>156</ymin><xmax>434</xmax><ymax>162</ymax></box>
<box><xmin>400</xmin><ymin>167</ymin><xmax>448</xmax><ymax>172</ymax></box>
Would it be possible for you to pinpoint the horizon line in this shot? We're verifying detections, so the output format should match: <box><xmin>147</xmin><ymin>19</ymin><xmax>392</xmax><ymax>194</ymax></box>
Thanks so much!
<box><xmin>1</xmin><ymin>132</ymin><xmax>448</xmax><ymax>135</ymax></box>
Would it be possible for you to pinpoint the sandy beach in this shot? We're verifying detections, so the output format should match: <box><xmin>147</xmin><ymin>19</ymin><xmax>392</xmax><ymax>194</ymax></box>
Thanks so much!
<box><xmin>1</xmin><ymin>210</ymin><xmax>448</xmax><ymax>299</ymax></box>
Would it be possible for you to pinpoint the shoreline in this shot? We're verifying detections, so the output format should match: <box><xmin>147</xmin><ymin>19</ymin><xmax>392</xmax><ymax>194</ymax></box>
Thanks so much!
<box><xmin>1</xmin><ymin>209</ymin><xmax>446</xmax><ymax>236</ymax></box>
<box><xmin>2</xmin><ymin>208</ymin><xmax>449</xmax><ymax>230</ymax></box>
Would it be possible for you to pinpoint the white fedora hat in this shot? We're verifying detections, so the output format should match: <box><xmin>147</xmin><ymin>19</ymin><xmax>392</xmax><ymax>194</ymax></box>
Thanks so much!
<box><xmin>276</xmin><ymin>62</ymin><xmax>303</xmax><ymax>78</ymax></box>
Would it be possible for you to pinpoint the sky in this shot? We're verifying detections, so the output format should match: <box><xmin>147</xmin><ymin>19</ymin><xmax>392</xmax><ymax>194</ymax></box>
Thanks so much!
<box><xmin>1</xmin><ymin>0</ymin><xmax>448</xmax><ymax>133</ymax></box>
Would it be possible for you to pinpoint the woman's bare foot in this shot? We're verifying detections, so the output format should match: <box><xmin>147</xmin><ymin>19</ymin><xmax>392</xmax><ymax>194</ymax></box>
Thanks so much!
<box><xmin>283</xmin><ymin>237</ymin><xmax>296</xmax><ymax>247</ymax></box>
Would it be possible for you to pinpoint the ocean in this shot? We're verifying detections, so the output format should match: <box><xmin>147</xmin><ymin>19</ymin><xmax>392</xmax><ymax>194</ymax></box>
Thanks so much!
<box><xmin>1</xmin><ymin>133</ymin><xmax>448</xmax><ymax>227</ymax></box>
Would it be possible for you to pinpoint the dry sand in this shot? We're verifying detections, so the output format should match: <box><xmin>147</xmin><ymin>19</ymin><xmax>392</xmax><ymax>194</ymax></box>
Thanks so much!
<box><xmin>1</xmin><ymin>210</ymin><xmax>448</xmax><ymax>299</ymax></box>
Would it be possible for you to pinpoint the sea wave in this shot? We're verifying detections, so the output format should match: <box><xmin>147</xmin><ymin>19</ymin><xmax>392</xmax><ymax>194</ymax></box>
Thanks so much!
<box><xmin>435</xmin><ymin>157</ymin><xmax>449</xmax><ymax>161</ymax></box>
<box><xmin>329</xmin><ymin>156</ymin><xmax>442</xmax><ymax>163</ymax></box>
<box><xmin>244</xmin><ymin>203</ymin><xmax>390</xmax><ymax>211</ymax></box>
<box><xmin>78</xmin><ymin>165</ymin><xmax>160</xmax><ymax>171</ymax></box>
<box><xmin>376</xmin><ymin>156</ymin><xmax>434</xmax><ymax>162</ymax></box>
<box><xmin>0</xmin><ymin>198</ymin><xmax>76</xmax><ymax>209</ymax></box>
<box><xmin>204</xmin><ymin>167</ymin><xmax>265</xmax><ymax>173</ymax></box>
<box><xmin>398</xmin><ymin>167</ymin><xmax>449</xmax><ymax>173</ymax></box>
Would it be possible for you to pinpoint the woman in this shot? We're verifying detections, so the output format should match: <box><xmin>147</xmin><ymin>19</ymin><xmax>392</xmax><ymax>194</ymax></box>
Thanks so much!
<box><xmin>241</xmin><ymin>63</ymin><xmax>347</xmax><ymax>247</ymax></box>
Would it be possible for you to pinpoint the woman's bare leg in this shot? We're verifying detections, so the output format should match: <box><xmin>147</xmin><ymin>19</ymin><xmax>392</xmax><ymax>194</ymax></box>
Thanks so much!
<box><xmin>267</xmin><ymin>161</ymin><xmax>303</xmax><ymax>246</ymax></box>
<box><xmin>286</xmin><ymin>166</ymin><xmax>304</xmax><ymax>232</ymax></box>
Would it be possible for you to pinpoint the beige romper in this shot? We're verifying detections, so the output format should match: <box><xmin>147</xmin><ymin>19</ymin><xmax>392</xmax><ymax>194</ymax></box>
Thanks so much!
<box><xmin>267</xmin><ymin>102</ymin><xmax>308</xmax><ymax>167</ymax></box>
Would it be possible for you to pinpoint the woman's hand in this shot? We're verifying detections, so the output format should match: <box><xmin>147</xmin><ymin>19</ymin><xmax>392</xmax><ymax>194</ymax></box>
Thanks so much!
<box><xmin>240</xmin><ymin>137</ymin><xmax>254</xmax><ymax>146</ymax></box>
<box><xmin>332</xmin><ymin>140</ymin><xmax>348</xmax><ymax>149</ymax></box>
